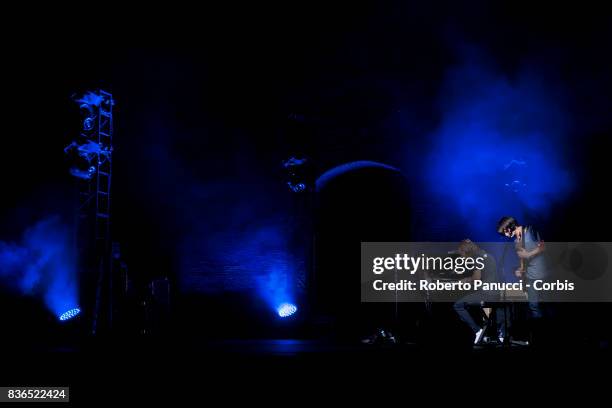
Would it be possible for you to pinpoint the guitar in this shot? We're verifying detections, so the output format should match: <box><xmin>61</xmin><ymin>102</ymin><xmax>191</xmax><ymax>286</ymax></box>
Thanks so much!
<box><xmin>514</xmin><ymin>228</ymin><xmax>545</xmax><ymax>285</ymax></box>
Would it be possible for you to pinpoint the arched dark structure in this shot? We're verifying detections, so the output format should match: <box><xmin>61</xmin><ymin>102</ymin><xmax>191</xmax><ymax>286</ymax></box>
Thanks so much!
<box><xmin>314</xmin><ymin>161</ymin><xmax>413</xmax><ymax>337</ymax></box>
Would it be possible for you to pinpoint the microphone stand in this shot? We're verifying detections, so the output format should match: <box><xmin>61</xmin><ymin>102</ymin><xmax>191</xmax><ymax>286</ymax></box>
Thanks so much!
<box><xmin>500</xmin><ymin>242</ymin><xmax>510</xmax><ymax>348</ymax></box>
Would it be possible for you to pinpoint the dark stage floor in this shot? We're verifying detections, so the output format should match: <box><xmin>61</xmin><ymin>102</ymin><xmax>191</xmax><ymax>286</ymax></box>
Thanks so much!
<box><xmin>3</xmin><ymin>337</ymin><xmax>610</xmax><ymax>403</ymax></box>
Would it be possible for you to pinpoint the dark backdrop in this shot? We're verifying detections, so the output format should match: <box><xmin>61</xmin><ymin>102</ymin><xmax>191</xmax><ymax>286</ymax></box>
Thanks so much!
<box><xmin>2</xmin><ymin>1</ymin><xmax>612</xmax><ymax>338</ymax></box>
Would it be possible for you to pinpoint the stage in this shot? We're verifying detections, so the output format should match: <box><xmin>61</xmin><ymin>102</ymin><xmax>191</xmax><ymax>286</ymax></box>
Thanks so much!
<box><xmin>2</xmin><ymin>1</ymin><xmax>612</xmax><ymax>402</ymax></box>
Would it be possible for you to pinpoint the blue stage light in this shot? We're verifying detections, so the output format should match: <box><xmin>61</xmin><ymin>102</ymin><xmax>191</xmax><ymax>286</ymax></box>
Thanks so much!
<box><xmin>277</xmin><ymin>303</ymin><xmax>297</xmax><ymax>318</ymax></box>
<box><xmin>59</xmin><ymin>307</ymin><xmax>81</xmax><ymax>321</ymax></box>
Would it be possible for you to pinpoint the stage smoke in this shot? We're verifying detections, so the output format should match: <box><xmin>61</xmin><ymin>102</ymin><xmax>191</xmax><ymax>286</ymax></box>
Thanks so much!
<box><xmin>0</xmin><ymin>216</ymin><xmax>79</xmax><ymax>319</ymax></box>
<box><xmin>422</xmin><ymin>47</ymin><xmax>574</xmax><ymax>239</ymax></box>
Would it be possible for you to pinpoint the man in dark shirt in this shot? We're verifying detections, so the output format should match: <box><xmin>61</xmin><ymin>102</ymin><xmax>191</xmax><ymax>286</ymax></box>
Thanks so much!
<box><xmin>497</xmin><ymin>216</ymin><xmax>547</xmax><ymax>319</ymax></box>
<box><xmin>452</xmin><ymin>239</ymin><xmax>505</xmax><ymax>344</ymax></box>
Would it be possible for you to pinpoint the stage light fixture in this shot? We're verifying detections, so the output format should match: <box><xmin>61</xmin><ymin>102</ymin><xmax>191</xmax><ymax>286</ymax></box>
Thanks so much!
<box><xmin>288</xmin><ymin>182</ymin><xmax>306</xmax><ymax>193</ymax></box>
<box><xmin>64</xmin><ymin>139</ymin><xmax>109</xmax><ymax>180</ymax></box>
<box><xmin>59</xmin><ymin>307</ymin><xmax>81</xmax><ymax>321</ymax></box>
<box><xmin>79</xmin><ymin>103</ymin><xmax>97</xmax><ymax>132</ymax></box>
<box><xmin>277</xmin><ymin>303</ymin><xmax>297</xmax><ymax>318</ymax></box>
<box><xmin>283</xmin><ymin>156</ymin><xmax>309</xmax><ymax>193</ymax></box>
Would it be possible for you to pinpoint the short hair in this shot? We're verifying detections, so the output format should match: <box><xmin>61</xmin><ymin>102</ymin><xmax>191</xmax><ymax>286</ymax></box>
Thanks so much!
<box><xmin>497</xmin><ymin>216</ymin><xmax>518</xmax><ymax>235</ymax></box>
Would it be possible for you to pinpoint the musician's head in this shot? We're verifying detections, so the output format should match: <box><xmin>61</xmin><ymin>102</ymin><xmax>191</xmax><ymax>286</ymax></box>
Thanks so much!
<box><xmin>497</xmin><ymin>216</ymin><xmax>520</xmax><ymax>238</ymax></box>
<box><xmin>457</xmin><ymin>239</ymin><xmax>481</xmax><ymax>257</ymax></box>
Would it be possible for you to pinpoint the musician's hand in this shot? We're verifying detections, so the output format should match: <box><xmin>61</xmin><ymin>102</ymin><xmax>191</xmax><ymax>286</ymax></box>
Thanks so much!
<box><xmin>514</xmin><ymin>268</ymin><xmax>524</xmax><ymax>278</ymax></box>
<box><xmin>517</xmin><ymin>248</ymin><xmax>530</xmax><ymax>259</ymax></box>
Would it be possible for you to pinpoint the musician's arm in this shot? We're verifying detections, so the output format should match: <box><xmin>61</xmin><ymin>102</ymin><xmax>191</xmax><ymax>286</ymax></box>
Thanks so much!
<box><xmin>529</xmin><ymin>242</ymin><xmax>545</xmax><ymax>257</ymax></box>
<box><xmin>517</xmin><ymin>242</ymin><xmax>545</xmax><ymax>259</ymax></box>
